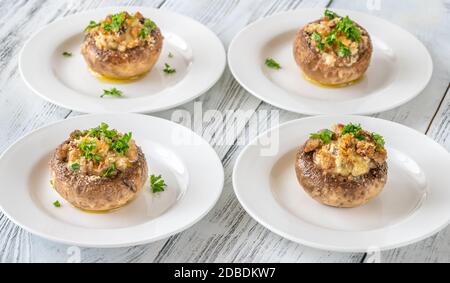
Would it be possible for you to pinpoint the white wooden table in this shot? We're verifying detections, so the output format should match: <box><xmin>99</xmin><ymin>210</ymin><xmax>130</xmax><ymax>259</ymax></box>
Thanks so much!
<box><xmin>0</xmin><ymin>0</ymin><xmax>449</xmax><ymax>263</ymax></box>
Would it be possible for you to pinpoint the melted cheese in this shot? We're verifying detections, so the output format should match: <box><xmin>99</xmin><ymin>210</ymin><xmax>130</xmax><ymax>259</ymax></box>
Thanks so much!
<box><xmin>67</xmin><ymin>136</ymin><xmax>138</xmax><ymax>176</ymax></box>
<box><xmin>314</xmin><ymin>134</ymin><xmax>374</xmax><ymax>177</ymax></box>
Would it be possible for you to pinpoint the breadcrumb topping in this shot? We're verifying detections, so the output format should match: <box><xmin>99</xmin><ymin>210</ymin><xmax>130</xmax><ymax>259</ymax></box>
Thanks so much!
<box><xmin>60</xmin><ymin>123</ymin><xmax>138</xmax><ymax>177</ymax></box>
<box><xmin>85</xmin><ymin>11</ymin><xmax>160</xmax><ymax>52</ymax></box>
<box><xmin>305</xmin><ymin>123</ymin><xmax>387</xmax><ymax>177</ymax></box>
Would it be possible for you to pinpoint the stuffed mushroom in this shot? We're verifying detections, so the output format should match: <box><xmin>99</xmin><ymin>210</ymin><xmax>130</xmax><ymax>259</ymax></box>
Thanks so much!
<box><xmin>293</xmin><ymin>9</ymin><xmax>372</xmax><ymax>86</ymax></box>
<box><xmin>295</xmin><ymin>123</ymin><xmax>387</xmax><ymax>208</ymax></box>
<box><xmin>81</xmin><ymin>11</ymin><xmax>163</xmax><ymax>80</ymax></box>
<box><xmin>49</xmin><ymin>123</ymin><xmax>148</xmax><ymax>211</ymax></box>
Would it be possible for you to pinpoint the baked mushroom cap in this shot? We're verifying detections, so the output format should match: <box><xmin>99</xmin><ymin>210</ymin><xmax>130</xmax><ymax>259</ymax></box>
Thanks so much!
<box><xmin>293</xmin><ymin>10</ymin><xmax>372</xmax><ymax>86</ymax></box>
<box><xmin>294</xmin><ymin>123</ymin><xmax>388</xmax><ymax>208</ymax></box>
<box><xmin>81</xmin><ymin>11</ymin><xmax>163</xmax><ymax>80</ymax></box>
<box><xmin>49</xmin><ymin>124</ymin><xmax>148</xmax><ymax>211</ymax></box>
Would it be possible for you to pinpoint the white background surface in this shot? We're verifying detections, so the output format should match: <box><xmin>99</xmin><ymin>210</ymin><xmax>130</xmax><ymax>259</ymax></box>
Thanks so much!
<box><xmin>0</xmin><ymin>0</ymin><xmax>449</xmax><ymax>262</ymax></box>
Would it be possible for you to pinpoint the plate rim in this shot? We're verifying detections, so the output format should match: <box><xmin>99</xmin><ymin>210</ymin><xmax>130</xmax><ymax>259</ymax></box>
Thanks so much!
<box><xmin>0</xmin><ymin>113</ymin><xmax>224</xmax><ymax>247</ymax></box>
<box><xmin>19</xmin><ymin>6</ymin><xmax>226</xmax><ymax>114</ymax></box>
<box><xmin>232</xmin><ymin>115</ymin><xmax>450</xmax><ymax>252</ymax></box>
<box><xmin>228</xmin><ymin>8</ymin><xmax>433</xmax><ymax>115</ymax></box>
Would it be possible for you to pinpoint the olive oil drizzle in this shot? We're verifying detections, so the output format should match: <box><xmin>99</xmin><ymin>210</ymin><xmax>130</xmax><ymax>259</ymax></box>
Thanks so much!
<box><xmin>303</xmin><ymin>73</ymin><xmax>363</xmax><ymax>88</ymax></box>
<box><xmin>89</xmin><ymin>69</ymin><xmax>148</xmax><ymax>84</ymax></box>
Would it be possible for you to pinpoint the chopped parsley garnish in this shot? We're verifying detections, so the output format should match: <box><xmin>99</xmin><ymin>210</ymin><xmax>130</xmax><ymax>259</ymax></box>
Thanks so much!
<box><xmin>325</xmin><ymin>30</ymin><xmax>336</xmax><ymax>45</ymax></box>
<box><xmin>337</xmin><ymin>41</ymin><xmax>351</xmax><ymax>57</ymax></box>
<box><xmin>84</xmin><ymin>20</ymin><xmax>100</xmax><ymax>32</ymax></box>
<box><xmin>310</xmin><ymin>129</ymin><xmax>333</xmax><ymax>144</ymax></box>
<box><xmin>265</xmin><ymin>58</ymin><xmax>281</xmax><ymax>70</ymax></box>
<box><xmin>102</xmin><ymin>22</ymin><xmax>112</xmax><ymax>32</ymax></box>
<box><xmin>335</xmin><ymin>16</ymin><xmax>361</xmax><ymax>42</ymax></box>
<box><xmin>341</xmin><ymin>123</ymin><xmax>362</xmax><ymax>135</ymax></box>
<box><xmin>163</xmin><ymin>63</ymin><xmax>176</xmax><ymax>74</ymax></box>
<box><xmin>88</xmin><ymin>122</ymin><xmax>118</xmax><ymax>139</ymax></box>
<box><xmin>312</xmin><ymin>32</ymin><xmax>324</xmax><ymax>51</ymax></box>
<box><xmin>139</xmin><ymin>18</ymin><xmax>156</xmax><ymax>40</ymax></box>
<box><xmin>138</xmin><ymin>27</ymin><xmax>149</xmax><ymax>39</ymax></box>
<box><xmin>111</xmin><ymin>132</ymin><xmax>132</xmax><ymax>154</ymax></box>
<box><xmin>341</xmin><ymin>123</ymin><xmax>365</xmax><ymax>140</ymax></box>
<box><xmin>150</xmin><ymin>174</ymin><xmax>167</xmax><ymax>193</ymax></box>
<box><xmin>79</xmin><ymin>140</ymin><xmax>102</xmax><ymax>161</ymax></box>
<box><xmin>62</xmin><ymin>51</ymin><xmax>72</xmax><ymax>57</ymax></box>
<box><xmin>372</xmin><ymin>133</ymin><xmax>385</xmax><ymax>150</ymax></box>
<box><xmin>324</xmin><ymin>9</ymin><xmax>338</xmax><ymax>20</ymax></box>
<box><xmin>53</xmin><ymin>200</ymin><xmax>61</xmax><ymax>208</ymax></box>
<box><xmin>71</xmin><ymin>163</ymin><xmax>80</xmax><ymax>171</ymax></box>
<box><xmin>168</xmin><ymin>52</ymin><xmax>174</xmax><ymax>58</ymax></box>
<box><xmin>144</xmin><ymin>19</ymin><xmax>156</xmax><ymax>31</ymax></box>
<box><xmin>111</xmin><ymin>12</ymin><xmax>126</xmax><ymax>32</ymax></box>
<box><xmin>79</xmin><ymin>123</ymin><xmax>133</xmax><ymax>155</ymax></box>
<box><xmin>101</xmin><ymin>87</ymin><xmax>122</xmax><ymax>98</ymax></box>
<box><xmin>102</xmin><ymin>164</ymin><xmax>117</xmax><ymax>177</ymax></box>
<box><xmin>309</xmin><ymin>10</ymin><xmax>361</xmax><ymax>56</ymax></box>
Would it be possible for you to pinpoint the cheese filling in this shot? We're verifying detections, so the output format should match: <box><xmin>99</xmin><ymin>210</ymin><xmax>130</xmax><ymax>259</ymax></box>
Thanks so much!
<box><xmin>64</xmin><ymin>124</ymin><xmax>138</xmax><ymax>177</ymax></box>
<box><xmin>303</xmin><ymin>10</ymin><xmax>369</xmax><ymax>67</ymax></box>
<box><xmin>309</xmin><ymin>124</ymin><xmax>387</xmax><ymax>177</ymax></box>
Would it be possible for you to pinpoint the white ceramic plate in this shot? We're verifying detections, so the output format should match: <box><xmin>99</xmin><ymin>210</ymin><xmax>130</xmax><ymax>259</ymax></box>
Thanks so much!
<box><xmin>0</xmin><ymin>114</ymin><xmax>224</xmax><ymax>247</ymax></box>
<box><xmin>228</xmin><ymin>9</ymin><xmax>433</xmax><ymax>115</ymax></box>
<box><xmin>233</xmin><ymin>116</ymin><xmax>450</xmax><ymax>252</ymax></box>
<box><xmin>19</xmin><ymin>7</ymin><xmax>226</xmax><ymax>113</ymax></box>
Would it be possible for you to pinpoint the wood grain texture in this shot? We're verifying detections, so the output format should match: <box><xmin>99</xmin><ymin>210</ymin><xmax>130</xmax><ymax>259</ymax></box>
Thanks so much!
<box><xmin>0</xmin><ymin>0</ymin><xmax>449</xmax><ymax>263</ymax></box>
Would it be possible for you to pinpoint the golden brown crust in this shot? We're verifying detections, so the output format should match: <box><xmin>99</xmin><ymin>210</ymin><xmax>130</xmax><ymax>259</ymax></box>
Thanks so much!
<box><xmin>295</xmin><ymin>144</ymin><xmax>387</xmax><ymax>208</ymax></box>
<box><xmin>49</xmin><ymin>136</ymin><xmax>148</xmax><ymax>211</ymax></box>
<box><xmin>293</xmin><ymin>20</ymin><xmax>372</xmax><ymax>85</ymax></box>
<box><xmin>81</xmin><ymin>27</ymin><xmax>163</xmax><ymax>79</ymax></box>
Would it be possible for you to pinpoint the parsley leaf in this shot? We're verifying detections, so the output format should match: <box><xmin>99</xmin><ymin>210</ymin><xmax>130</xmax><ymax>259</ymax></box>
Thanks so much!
<box><xmin>310</xmin><ymin>129</ymin><xmax>333</xmax><ymax>144</ymax></box>
<box><xmin>101</xmin><ymin>87</ymin><xmax>122</xmax><ymax>98</ymax></box>
<box><xmin>324</xmin><ymin>9</ymin><xmax>338</xmax><ymax>20</ymax></box>
<box><xmin>84</xmin><ymin>20</ymin><xmax>100</xmax><ymax>32</ymax></box>
<box><xmin>111</xmin><ymin>12</ymin><xmax>126</xmax><ymax>32</ymax></box>
<box><xmin>150</xmin><ymin>174</ymin><xmax>167</xmax><ymax>193</ymax></box>
<box><xmin>71</xmin><ymin>163</ymin><xmax>80</xmax><ymax>171</ymax></box>
<box><xmin>168</xmin><ymin>52</ymin><xmax>174</xmax><ymax>58</ymax></box>
<box><xmin>102</xmin><ymin>163</ymin><xmax>117</xmax><ymax>177</ymax></box>
<box><xmin>62</xmin><ymin>51</ymin><xmax>72</xmax><ymax>57</ymax></box>
<box><xmin>265</xmin><ymin>58</ymin><xmax>281</xmax><ymax>70</ymax></box>
<box><xmin>138</xmin><ymin>18</ymin><xmax>157</xmax><ymax>40</ymax></box>
<box><xmin>312</xmin><ymin>32</ymin><xmax>324</xmax><ymax>51</ymax></box>
<box><xmin>312</xmin><ymin>32</ymin><xmax>321</xmax><ymax>42</ymax></box>
<box><xmin>138</xmin><ymin>27</ymin><xmax>149</xmax><ymax>39</ymax></box>
<box><xmin>337</xmin><ymin>41</ymin><xmax>351</xmax><ymax>57</ymax></box>
<box><xmin>144</xmin><ymin>19</ymin><xmax>156</xmax><ymax>31</ymax></box>
<box><xmin>341</xmin><ymin>123</ymin><xmax>365</xmax><ymax>140</ymax></box>
<box><xmin>341</xmin><ymin>123</ymin><xmax>362</xmax><ymax>135</ymax></box>
<box><xmin>336</xmin><ymin>16</ymin><xmax>361</xmax><ymax>42</ymax></box>
<box><xmin>53</xmin><ymin>200</ymin><xmax>61</xmax><ymax>208</ymax></box>
<box><xmin>372</xmin><ymin>133</ymin><xmax>385</xmax><ymax>150</ymax></box>
<box><xmin>88</xmin><ymin>122</ymin><xmax>118</xmax><ymax>141</ymax></box>
<box><xmin>79</xmin><ymin>140</ymin><xmax>101</xmax><ymax>161</ymax></box>
<box><xmin>111</xmin><ymin>132</ymin><xmax>132</xmax><ymax>154</ymax></box>
<box><xmin>102</xmin><ymin>22</ymin><xmax>112</xmax><ymax>32</ymax></box>
<box><xmin>163</xmin><ymin>63</ymin><xmax>176</xmax><ymax>74</ymax></box>
<box><xmin>325</xmin><ymin>30</ymin><xmax>337</xmax><ymax>45</ymax></box>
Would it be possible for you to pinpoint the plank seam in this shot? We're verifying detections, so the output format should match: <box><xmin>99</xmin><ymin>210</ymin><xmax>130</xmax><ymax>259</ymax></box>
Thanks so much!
<box><xmin>425</xmin><ymin>82</ymin><xmax>450</xmax><ymax>134</ymax></box>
